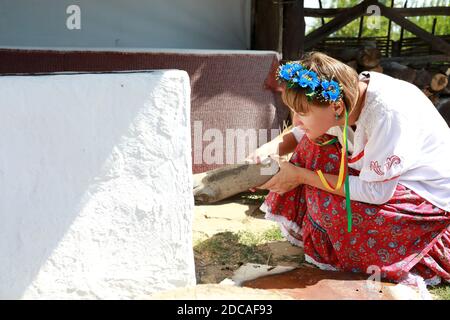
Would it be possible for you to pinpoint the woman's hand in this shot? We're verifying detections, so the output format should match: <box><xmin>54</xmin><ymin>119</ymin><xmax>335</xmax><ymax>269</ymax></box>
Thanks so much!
<box><xmin>245</xmin><ymin>141</ymin><xmax>280</xmax><ymax>192</ymax></box>
<box><xmin>245</xmin><ymin>142</ymin><xmax>279</xmax><ymax>165</ymax></box>
<box><xmin>257</xmin><ymin>156</ymin><xmax>304</xmax><ymax>195</ymax></box>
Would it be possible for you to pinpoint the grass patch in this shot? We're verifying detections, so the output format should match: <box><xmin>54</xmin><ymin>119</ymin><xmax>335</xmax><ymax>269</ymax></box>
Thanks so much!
<box><xmin>235</xmin><ymin>191</ymin><xmax>268</xmax><ymax>206</ymax></box>
<box><xmin>238</xmin><ymin>226</ymin><xmax>283</xmax><ymax>246</ymax></box>
<box><xmin>429</xmin><ymin>284</ymin><xmax>450</xmax><ymax>300</ymax></box>
<box><xmin>194</xmin><ymin>226</ymin><xmax>283</xmax><ymax>267</ymax></box>
<box><xmin>194</xmin><ymin>231</ymin><xmax>269</xmax><ymax>266</ymax></box>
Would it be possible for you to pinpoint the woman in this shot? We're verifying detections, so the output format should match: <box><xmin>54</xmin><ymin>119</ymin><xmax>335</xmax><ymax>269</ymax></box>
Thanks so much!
<box><xmin>249</xmin><ymin>51</ymin><xmax>450</xmax><ymax>287</ymax></box>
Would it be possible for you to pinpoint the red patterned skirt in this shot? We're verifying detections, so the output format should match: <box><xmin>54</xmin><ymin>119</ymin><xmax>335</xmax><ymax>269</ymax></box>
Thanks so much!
<box><xmin>260</xmin><ymin>134</ymin><xmax>450</xmax><ymax>286</ymax></box>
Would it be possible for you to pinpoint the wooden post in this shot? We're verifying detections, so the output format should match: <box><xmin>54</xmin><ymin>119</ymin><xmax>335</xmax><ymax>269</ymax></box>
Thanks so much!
<box><xmin>283</xmin><ymin>0</ymin><xmax>305</xmax><ymax>60</ymax></box>
<box><xmin>318</xmin><ymin>0</ymin><xmax>325</xmax><ymax>26</ymax></box>
<box><xmin>398</xmin><ymin>1</ymin><xmax>407</xmax><ymax>57</ymax></box>
<box><xmin>358</xmin><ymin>16</ymin><xmax>364</xmax><ymax>42</ymax></box>
<box><xmin>431</xmin><ymin>17</ymin><xmax>437</xmax><ymax>35</ymax></box>
<box><xmin>386</xmin><ymin>0</ymin><xmax>394</xmax><ymax>57</ymax></box>
<box><xmin>430</xmin><ymin>17</ymin><xmax>437</xmax><ymax>54</ymax></box>
<box><xmin>252</xmin><ymin>0</ymin><xmax>283</xmax><ymax>52</ymax></box>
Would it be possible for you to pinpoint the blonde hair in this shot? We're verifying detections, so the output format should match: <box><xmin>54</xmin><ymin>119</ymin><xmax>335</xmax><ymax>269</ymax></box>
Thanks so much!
<box><xmin>281</xmin><ymin>51</ymin><xmax>360</xmax><ymax>116</ymax></box>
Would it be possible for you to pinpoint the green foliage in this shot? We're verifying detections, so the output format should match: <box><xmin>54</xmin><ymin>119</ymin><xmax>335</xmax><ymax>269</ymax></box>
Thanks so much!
<box><xmin>429</xmin><ymin>284</ymin><xmax>450</xmax><ymax>300</ymax></box>
<box><xmin>307</xmin><ymin>0</ymin><xmax>450</xmax><ymax>39</ymax></box>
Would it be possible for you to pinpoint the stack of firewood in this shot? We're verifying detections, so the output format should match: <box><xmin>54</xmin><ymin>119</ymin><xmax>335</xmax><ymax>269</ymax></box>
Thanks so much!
<box><xmin>330</xmin><ymin>47</ymin><xmax>450</xmax><ymax>125</ymax></box>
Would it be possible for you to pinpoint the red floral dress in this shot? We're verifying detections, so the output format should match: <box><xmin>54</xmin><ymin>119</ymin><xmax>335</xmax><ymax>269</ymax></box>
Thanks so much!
<box><xmin>261</xmin><ymin>134</ymin><xmax>450</xmax><ymax>286</ymax></box>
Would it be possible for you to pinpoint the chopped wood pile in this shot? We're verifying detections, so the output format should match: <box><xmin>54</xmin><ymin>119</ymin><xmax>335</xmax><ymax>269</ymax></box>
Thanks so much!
<box><xmin>330</xmin><ymin>46</ymin><xmax>450</xmax><ymax>125</ymax></box>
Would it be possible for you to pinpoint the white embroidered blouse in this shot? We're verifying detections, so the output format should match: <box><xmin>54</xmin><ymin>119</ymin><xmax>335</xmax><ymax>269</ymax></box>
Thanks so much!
<box><xmin>291</xmin><ymin>71</ymin><xmax>450</xmax><ymax>211</ymax></box>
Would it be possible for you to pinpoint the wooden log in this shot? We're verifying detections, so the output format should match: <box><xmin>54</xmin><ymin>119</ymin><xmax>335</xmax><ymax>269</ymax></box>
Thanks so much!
<box><xmin>431</xmin><ymin>73</ymin><xmax>449</xmax><ymax>92</ymax></box>
<box><xmin>414</xmin><ymin>68</ymin><xmax>434</xmax><ymax>88</ymax></box>
<box><xmin>193</xmin><ymin>158</ymin><xmax>279</xmax><ymax>204</ymax></box>
<box><xmin>380</xmin><ymin>61</ymin><xmax>417</xmax><ymax>83</ymax></box>
<box><xmin>440</xmin><ymin>81</ymin><xmax>450</xmax><ymax>95</ymax></box>
<box><xmin>436</xmin><ymin>98</ymin><xmax>450</xmax><ymax>127</ymax></box>
<box><xmin>346</xmin><ymin>60</ymin><xmax>358</xmax><ymax>71</ymax></box>
<box><xmin>193</xmin><ymin>122</ymin><xmax>297</xmax><ymax>204</ymax></box>
<box><xmin>357</xmin><ymin>48</ymin><xmax>381</xmax><ymax>68</ymax></box>
<box><xmin>421</xmin><ymin>87</ymin><xmax>440</xmax><ymax>105</ymax></box>
<box><xmin>430</xmin><ymin>95</ymin><xmax>440</xmax><ymax>106</ymax></box>
<box><xmin>422</xmin><ymin>87</ymin><xmax>433</xmax><ymax>98</ymax></box>
<box><xmin>437</xmin><ymin>97</ymin><xmax>450</xmax><ymax>111</ymax></box>
<box><xmin>368</xmin><ymin>65</ymin><xmax>383</xmax><ymax>73</ymax></box>
<box><xmin>330</xmin><ymin>48</ymin><xmax>360</xmax><ymax>62</ymax></box>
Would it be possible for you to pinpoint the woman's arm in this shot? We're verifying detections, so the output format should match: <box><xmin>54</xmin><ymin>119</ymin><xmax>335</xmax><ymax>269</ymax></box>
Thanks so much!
<box><xmin>299</xmin><ymin>168</ymin><xmax>346</xmax><ymax>197</ymax></box>
<box><xmin>277</xmin><ymin>130</ymin><xmax>299</xmax><ymax>156</ymax></box>
<box><xmin>246</xmin><ymin>127</ymin><xmax>300</xmax><ymax>163</ymax></box>
<box><xmin>301</xmin><ymin>168</ymin><xmax>399</xmax><ymax>204</ymax></box>
<box><xmin>258</xmin><ymin>164</ymin><xmax>347</xmax><ymax>197</ymax></box>
<box><xmin>260</xmin><ymin>162</ymin><xmax>398</xmax><ymax>205</ymax></box>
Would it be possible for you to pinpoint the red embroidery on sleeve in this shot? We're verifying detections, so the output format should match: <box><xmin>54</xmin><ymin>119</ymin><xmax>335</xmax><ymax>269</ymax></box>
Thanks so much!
<box><xmin>370</xmin><ymin>155</ymin><xmax>401</xmax><ymax>176</ymax></box>
<box><xmin>386</xmin><ymin>155</ymin><xmax>401</xmax><ymax>170</ymax></box>
<box><xmin>370</xmin><ymin>161</ymin><xmax>384</xmax><ymax>176</ymax></box>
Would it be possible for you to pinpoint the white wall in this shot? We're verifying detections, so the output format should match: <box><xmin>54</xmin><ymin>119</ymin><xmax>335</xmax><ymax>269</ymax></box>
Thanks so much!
<box><xmin>0</xmin><ymin>70</ymin><xmax>196</xmax><ymax>299</ymax></box>
<box><xmin>0</xmin><ymin>0</ymin><xmax>252</xmax><ymax>49</ymax></box>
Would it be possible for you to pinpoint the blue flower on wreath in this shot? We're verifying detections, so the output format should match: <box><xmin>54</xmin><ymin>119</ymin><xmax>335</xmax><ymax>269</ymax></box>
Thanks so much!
<box><xmin>321</xmin><ymin>80</ymin><xmax>341</xmax><ymax>102</ymax></box>
<box><xmin>294</xmin><ymin>69</ymin><xmax>320</xmax><ymax>91</ymax></box>
<box><xmin>279</xmin><ymin>62</ymin><xmax>303</xmax><ymax>81</ymax></box>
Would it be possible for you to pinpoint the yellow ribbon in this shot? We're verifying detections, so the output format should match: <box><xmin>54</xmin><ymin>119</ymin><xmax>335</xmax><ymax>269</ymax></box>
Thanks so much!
<box><xmin>315</xmin><ymin>108</ymin><xmax>353</xmax><ymax>232</ymax></box>
<box><xmin>316</xmin><ymin>108</ymin><xmax>348</xmax><ymax>192</ymax></box>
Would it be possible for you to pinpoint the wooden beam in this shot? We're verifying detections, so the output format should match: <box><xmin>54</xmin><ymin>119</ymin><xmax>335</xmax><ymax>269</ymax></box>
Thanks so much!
<box><xmin>304</xmin><ymin>6</ymin><xmax>450</xmax><ymax>17</ymax></box>
<box><xmin>379</xmin><ymin>3</ymin><xmax>450</xmax><ymax>55</ymax></box>
<box><xmin>304</xmin><ymin>0</ymin><xmax>372</xmax><ymax>50</ymax></box>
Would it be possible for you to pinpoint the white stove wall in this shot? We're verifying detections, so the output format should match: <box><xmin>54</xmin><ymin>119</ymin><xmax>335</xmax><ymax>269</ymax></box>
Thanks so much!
<box><xmin>0</xmin><ymin>70</ymin><xmax>196</xmax><ymax>299</ymax></box>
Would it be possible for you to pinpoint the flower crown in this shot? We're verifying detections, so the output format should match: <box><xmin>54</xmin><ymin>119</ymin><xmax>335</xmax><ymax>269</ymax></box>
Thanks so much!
<box><xmin>276</xmin><ymin>61</ymin><xmax>343</xmax><ymax>103</ymax></box>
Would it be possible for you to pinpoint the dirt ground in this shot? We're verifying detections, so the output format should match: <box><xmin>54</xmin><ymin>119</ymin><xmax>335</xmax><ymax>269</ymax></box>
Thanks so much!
<box><xmin>193</xmin><ymin>191</ymin><xmax>304</xmax><ymax>284</ymax></box>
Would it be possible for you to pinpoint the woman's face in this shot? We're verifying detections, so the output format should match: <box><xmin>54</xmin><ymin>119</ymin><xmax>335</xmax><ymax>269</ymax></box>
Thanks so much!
<box><xmin>292</xmin><ymin>103</ymin><xmax>337</xmax><ymax>141</ymax></box>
